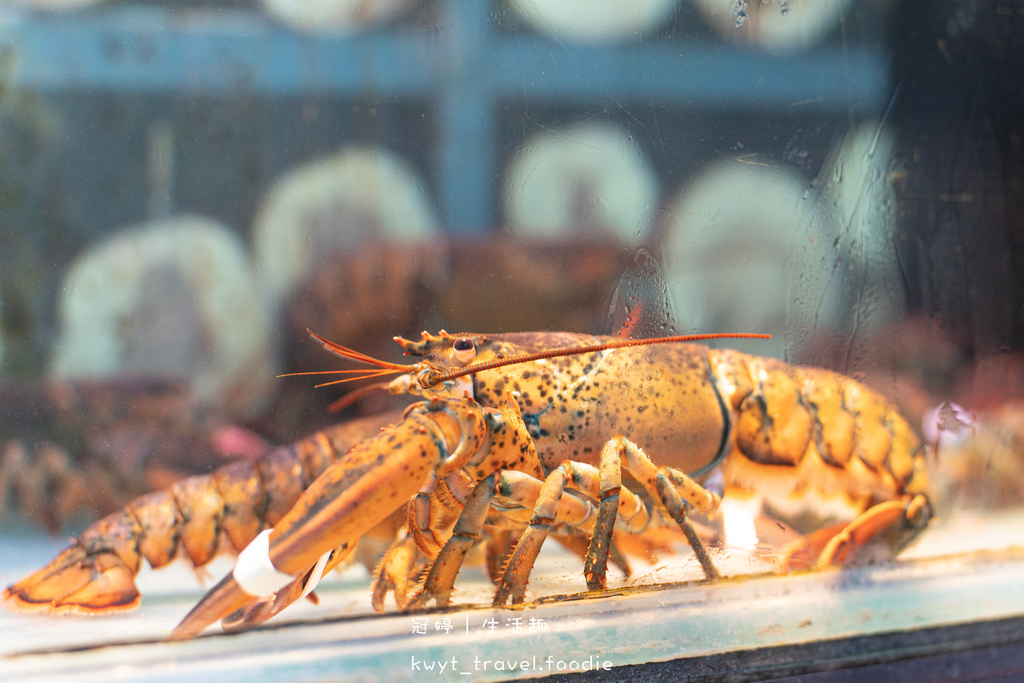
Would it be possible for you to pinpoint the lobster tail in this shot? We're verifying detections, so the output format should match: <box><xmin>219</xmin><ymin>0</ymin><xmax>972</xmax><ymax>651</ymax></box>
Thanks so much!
<box><xmin>2</xmin><ymin>413</ymin><xmax>401</xmax><ymax>616</ymax></box>
<box><xmin>4</xmin><ymin>545</ymin><xmax>139</xmax><ymax>614</ymax></box>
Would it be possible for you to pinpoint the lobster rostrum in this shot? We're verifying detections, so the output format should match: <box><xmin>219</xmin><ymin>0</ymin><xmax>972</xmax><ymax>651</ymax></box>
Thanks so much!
<box><xmin>158</xmin><ymin>328</ymin><xmax>933</xmax><ymax>638</ymax></box>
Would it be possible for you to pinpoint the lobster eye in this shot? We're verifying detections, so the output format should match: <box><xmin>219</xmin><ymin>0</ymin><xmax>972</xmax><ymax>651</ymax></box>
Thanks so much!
<box><xmin>452</xmin><ymin>337</ymin><xmax>476</xmax><ymax>364</ymax></box>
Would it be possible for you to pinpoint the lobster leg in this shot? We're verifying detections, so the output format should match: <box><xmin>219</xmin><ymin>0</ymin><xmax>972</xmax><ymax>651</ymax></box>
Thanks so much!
<box><xmin>492</xmin><ymin>461</ymin><xmax>648</xmax><ymax>605</ymax></box>
<box><xmin>555</xmin><ymin>529</ymin><xmax>634</xmax><ymax>581</ymax></box>
<box><xmin>486</xmin><ymin>473</ymin><xmax>635</xmax><ymax>579</ymax></box>
<box><xmin>371</xmin><ymin>531</ymin><xmax>427</xmax><ymax>612</ymax></box>
<box><xmin>407</xmin><ymin>473</ymin><xmax>498</xmax><ymax>609</ymax></box>
<box><xmin>779</xmin><ymin>494</ymin><xmax>932</xmax><ymax>570</ymax></box>
<box><xmin>484</xmin><ymin>527</ymin><xmax>520</xmax><ymax>584</ymax></box>
<box><xmin>654</xmin><ymin>472</ymin><xmax>721</xmax><ymax>581</ymax></box>
<box><xmin>373</xmin><ymin>470</ymin><xmax>477</xmax><ymax>611</ymax></box>
<box><xmin>584</xmin><ymin>436</ymin><xmax>723</xmax><ymax>589</ymax></box>
<box><xmin>407</xmin><ymin>468</ymin><xmax>608</xmax><ymax>609</ymax></box>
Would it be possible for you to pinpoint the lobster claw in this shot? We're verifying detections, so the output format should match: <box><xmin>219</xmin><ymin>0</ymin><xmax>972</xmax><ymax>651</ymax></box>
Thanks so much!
<box><xmin>220</xmin><ymin>543</ymin><xmax>353</xmax><ymax>633</ymax></box>
<box><xmin>169</xmin><ymin>401</ymin><xmax>485</xmax><ymax>639</ymax></box>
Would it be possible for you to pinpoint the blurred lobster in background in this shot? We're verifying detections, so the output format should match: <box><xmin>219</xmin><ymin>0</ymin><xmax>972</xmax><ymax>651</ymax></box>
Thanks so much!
<box><xmin>0</xmin><ymin>378</ymin><xmax>272</xmax><ymax>535</ymax></box>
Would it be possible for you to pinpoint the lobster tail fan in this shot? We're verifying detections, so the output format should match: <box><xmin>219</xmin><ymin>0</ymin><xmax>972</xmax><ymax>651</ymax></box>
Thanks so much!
<box><xmin>2</xmin><ymin>546</ymin><xmax>140</xmax><ymax>614</ymax></box>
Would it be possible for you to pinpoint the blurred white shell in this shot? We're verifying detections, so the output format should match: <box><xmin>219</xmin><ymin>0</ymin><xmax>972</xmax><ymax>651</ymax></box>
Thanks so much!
<box><xmin>261</xmin><ymin>0</ymin><xmax>415</xmax><ymax>35</ymax></box>
<box><xmin>663</xmin><ymin>121</ymin><xmax>902</xmax><ymax>365</ymax></box>
<box><xmin>692</xmin><ymin>0</ymin><xmax>849</xmax><ymax>53</ymax></box>
<box><xmin>504</xmin><ymin>121</ymin><xmax>660</xmax><ymax>245</ymax></box>
<box><xmin>508</xmin><ymin>0</ymin><xmax>679</xmax><ymax>44</ymax></box>
<box><xmin>50</xmin><ymin>216</ymin><xmax>276</xmax><ymax>418</ymax></box>
<box><xmin>661</xmin><ymin>160</ymin><xmax>808</xmax><ymax>357</ymax></box>
<box><xmin>251</xmin><ymin>147</ymin><xmax>440</xmax><ymax>307</ymax></box>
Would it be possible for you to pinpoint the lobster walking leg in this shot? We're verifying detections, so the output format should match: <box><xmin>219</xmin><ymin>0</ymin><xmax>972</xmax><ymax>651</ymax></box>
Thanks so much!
<box><xmin>653</xmin><ymin>472</ymin><xmax>720</xmax><ymax>581</ymax></box>
<box><xmin>371</xmin><ymin>532</ymin><xmax>425</xmax><ymax>611</ymax></box>
<box><xmin>408</xmin><ymin>473</ymin><xmax>498</xmax><ymax>609</ymax></box>
<box><xmin>485</xmin><ymin>435</ymin><xmax>722</xmax><ymax>605</ymax></box>
<box><xmin>408</xmin><ymin>466</ymin><xmax>625</xmax><ymax>609</ymax></box>
<box><xmin>490</xmin><ymin>459</ymin><xmax>649</xmax><ymax>606</ymax></box>
<box><xmin>484</xmin><ymin>527</ymin><xmax>520</xmax><ymax>584</ymax></box>
<box><xmin>781</xmin><ymin>494</ymin><xmax>931</xmax><ymax>569</ymax></box>
<box><xmin>557</xmin><ymin>528</ymin><xmax>635</xmax><ymax>583</ymax></box>
<box><xmin>571</xmin><ymin>436</ymin><xmax>724</xmax><ymax>590</ymax></box>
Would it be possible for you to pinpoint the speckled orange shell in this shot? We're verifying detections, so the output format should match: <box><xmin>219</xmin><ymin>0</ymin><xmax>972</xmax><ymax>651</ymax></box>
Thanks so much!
<box><xmin>403</xmin><ymin>331</ymin><xmax>931</xmax><ymax>521</ymax></box>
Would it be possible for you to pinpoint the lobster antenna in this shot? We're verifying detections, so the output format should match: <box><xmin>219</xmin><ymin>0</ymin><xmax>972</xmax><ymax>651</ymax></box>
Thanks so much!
<box><xmin>277</xmin><ymin>366</ymin><xmax>408</xmax><ymax>386</ymax></box>
<box><xmin>275</xmin><ymin>330</ymin><xmax>415</xmax><ymax>390</ymax></box>
<box><xmin>326</xmin><ymin>381</ymin><xmax>392</xmax><ymax>413</ymax></box>
<box><xmin>430</xmin><ymin>332</ymin><xmax>771</xmax><ymax>384</ymax></box>
<box><xmin>277</xmin><ymin>368</ymin><xmax>399</xmax><ymax>378</ymax></box>
<box><xmin>313</xmin><ymin>368</ymin><xmax>404</xmax><ymax>388</ymax></box>
<box><xmin>306</xmin><ymin>329</ymin><xmax>413</xmax><ymax>371</ymax></box>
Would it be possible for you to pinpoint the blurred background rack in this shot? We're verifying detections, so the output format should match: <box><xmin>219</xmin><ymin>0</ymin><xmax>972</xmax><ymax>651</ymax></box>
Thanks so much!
<box><xmin>0</xmin><ymin>1</ymin><xmax>889</xmax><ymax>234</ymax></box>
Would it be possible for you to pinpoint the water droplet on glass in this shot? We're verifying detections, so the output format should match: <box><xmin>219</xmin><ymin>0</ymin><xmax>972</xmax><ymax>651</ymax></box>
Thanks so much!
<box><xmin>733</xmin><ymin>0</ymin><xmax>749</xmax><ymax>27</ymax></box>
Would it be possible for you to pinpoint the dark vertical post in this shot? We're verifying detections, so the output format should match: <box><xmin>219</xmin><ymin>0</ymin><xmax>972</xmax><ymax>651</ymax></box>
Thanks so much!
<box><xmin>891</xmin><ymin>0</ymin><xmax>1022</xmax><ymax>356</ymax></box>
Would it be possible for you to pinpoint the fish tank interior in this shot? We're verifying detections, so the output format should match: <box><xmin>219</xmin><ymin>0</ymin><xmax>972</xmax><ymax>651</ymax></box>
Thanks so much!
<box><xmin>1</xmin><ymin>0</ymin><xmax>1023</xmax><ymax>681</ymax></box>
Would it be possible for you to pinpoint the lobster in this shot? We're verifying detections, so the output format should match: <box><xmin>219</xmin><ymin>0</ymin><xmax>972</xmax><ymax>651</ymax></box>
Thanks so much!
<box><xmin>0</xmin><ymin>376</ymin><xmax>286</xmax><ymax>535</ymax></box>
<box><xmin>4</xmin><ymin>329</ymin><xmax>933</xmax><ymax>639</ymax></box>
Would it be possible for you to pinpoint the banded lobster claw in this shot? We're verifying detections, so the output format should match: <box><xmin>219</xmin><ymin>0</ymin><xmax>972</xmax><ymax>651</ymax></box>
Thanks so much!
<box><xmin>168</xmin><ymin>398</ymin><xmax>490</xmax><ymax>639</ymax></box>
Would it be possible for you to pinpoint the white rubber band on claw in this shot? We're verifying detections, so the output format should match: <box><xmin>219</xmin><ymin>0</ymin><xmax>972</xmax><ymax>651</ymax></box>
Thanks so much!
<box><xmin>299</xmin><ymin>549</ymin><xmax>333</xmax><ymax>599</ymax></box>
<box><xmin>233</xmin><ymin>529</ymin><xmax>295</xmax><ymax>597</ymax></box>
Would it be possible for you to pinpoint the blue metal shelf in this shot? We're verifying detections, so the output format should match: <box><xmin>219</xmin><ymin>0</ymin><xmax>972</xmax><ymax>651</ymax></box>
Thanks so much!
<box><xmin>0</xmin><ymin>4</ymin><xmax>889</xmax><ymax>231</ymax></box>
<box><xmin>1</xmin><ymin>7</ymin><xmax>886</xmax><ymax>103</ymax></box>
